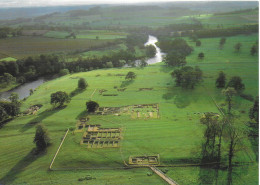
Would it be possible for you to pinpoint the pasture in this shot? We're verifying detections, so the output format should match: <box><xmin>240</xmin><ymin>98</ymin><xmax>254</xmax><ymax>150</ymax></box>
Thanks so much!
<box><xmin>0</xmin><ymin>33</ymin><xmax>258</xmax><ymax>185</ymax></box>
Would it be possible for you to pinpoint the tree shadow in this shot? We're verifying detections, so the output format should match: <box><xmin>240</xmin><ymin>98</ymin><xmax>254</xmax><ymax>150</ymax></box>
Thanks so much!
<box><xmin>0</xmin><ymin>149</ymin><xmax>45</xmax><ymax>184</ymax></box>
<box><xmin>70</xmin><ymin>88</ymin><xmax>85</xmax><ymax>98</ymax></box>
<box><xmin>76</xmin><ymin>110</ymin><xmax>89</xmax><ymax>120</ymax></box>
<box><xmin>20</xmin><ymin>106</ymin><xmax>66</xmax><ymax>133</ymax></box>
<box><xmin>162</xmin><ymin>88</ymin><xmax>192</xmax><ymax>108</ymax></box>
<box><xmin>120</xmin><ymin>80</ymin><xmax>134</xmax><ymax>88</ymax></box>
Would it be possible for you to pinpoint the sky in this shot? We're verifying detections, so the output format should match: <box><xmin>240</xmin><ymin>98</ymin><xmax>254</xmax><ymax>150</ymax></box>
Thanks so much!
<box><xmin>0</xmin><ymin>0</ymin><xmax>178</xmax><ymax>7</ymax></box>
<box><xmin>0</xmin><ymin>0</ymin><xmax>255</xmax><ymax>8</ymax></box>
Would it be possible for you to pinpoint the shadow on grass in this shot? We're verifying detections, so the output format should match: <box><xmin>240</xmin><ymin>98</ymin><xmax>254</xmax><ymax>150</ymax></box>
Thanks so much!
<box><xmin>76</xmin><ymin>110</ymin><xmax>89</xmax><ymax>120</ymax></box>
<box><xmin>20</xmin><ymin>106</ymin><xmax>66</xmax><ymax>133</ymax></box>
<box><xmin>70</xmin><ymin>88</ymin><xmax>85</xmax><ymax>98</ymax></box>
<box><xmin>120</xmin><ymin>80</ymin><xmax>134</xmax><ymax>88</ymax></box>
<box><xmin>0</xmin><ymin>149</ymin><xmax>45</xmax><ymax>184</ymax></box>
<box><xmin>162</xmin><ymin>88</ymin><xmax>192</xmax><ymax>108</ymax></box>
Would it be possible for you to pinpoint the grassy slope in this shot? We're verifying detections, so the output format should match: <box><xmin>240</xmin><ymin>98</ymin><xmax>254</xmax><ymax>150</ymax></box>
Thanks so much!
<box><xmin>0</xmin><ymin>34</ymin><xmax>258</xmax><ymax>184</ymax></box>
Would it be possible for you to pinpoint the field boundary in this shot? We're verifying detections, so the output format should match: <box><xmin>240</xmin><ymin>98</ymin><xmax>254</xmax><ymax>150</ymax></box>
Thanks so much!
<box><xmin>49</xmin><ymin>128</ymin><xmax>69</xmax><ymax>170</ymax></box>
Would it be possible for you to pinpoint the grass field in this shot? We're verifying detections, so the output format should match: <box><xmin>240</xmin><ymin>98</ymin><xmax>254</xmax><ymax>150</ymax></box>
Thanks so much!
<box><xmin>0</xmin><ymin>33</ymin><xmax>258</xmax><ymax>184</ymax></box>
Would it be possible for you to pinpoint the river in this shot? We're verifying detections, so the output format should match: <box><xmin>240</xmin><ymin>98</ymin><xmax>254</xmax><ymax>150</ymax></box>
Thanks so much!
<box><xmin>0</xmin><ymin>35</ymin><xmax>164</xmax><ymax>100</ymax></box>
<box><xmin>144</xmin><ymin>35</ymin><xmax>165</xmax><ymax>64</ymax></box>
<box><xmin>0</xmin><ymin>78</ymin><xmax>46</xmax><ymax>100</ymax></box>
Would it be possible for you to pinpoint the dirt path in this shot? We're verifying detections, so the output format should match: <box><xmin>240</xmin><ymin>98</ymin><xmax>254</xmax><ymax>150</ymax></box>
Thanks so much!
<box><xmin>90</xmin><ymin>89</ymin><xmax>97</xmax><ymax>99</ymax></box>
<box><xmin>150</xmin><ymin>166</ymin><xmax>179</xmax><ymax>185</ymax></box>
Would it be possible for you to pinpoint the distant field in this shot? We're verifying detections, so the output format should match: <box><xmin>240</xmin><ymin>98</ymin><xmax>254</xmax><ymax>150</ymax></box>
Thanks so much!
<box><xmin>0</xmin><ymin>57</ymin><xmax>17</xmax><ymax>62</ymax></box>
<box><xmin>44</xmin><ymin>31</ymin><xmax>70</xmax><ymax>39</ymax></box>
<box><xmin>0</xmin><ymin>36</ymin><xmax>116</xmax><ymax>59</ymax></box>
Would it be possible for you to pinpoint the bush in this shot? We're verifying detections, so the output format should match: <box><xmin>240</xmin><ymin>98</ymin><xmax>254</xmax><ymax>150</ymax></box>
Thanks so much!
<box><xmin>78</xmin><ymin>78</ymin><xmax>88</xmax><ymax>89</ymax></box>
<box><xmin>33</xmin><ymin>124</ymin><xmax>50</xmax><ymax>152</ymax></box>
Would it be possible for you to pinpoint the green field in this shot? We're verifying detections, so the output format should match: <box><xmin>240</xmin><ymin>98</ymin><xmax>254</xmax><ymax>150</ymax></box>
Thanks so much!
<box><xmin>0</xmin><ymin>33</ymin><xmax>258</xmax><ymax>184</ymax></box>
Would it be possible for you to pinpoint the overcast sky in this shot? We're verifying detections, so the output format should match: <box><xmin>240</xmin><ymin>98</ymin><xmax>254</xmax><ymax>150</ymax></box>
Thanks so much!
<box><xmin>0</xmin><ymin>0</ymin><xmax>180</xmax><ymax>7</ymax></box>
<box><xmin>0</xmin><ymin>0</ymin><xmax>254</xmax><ymax>8</ymax></box>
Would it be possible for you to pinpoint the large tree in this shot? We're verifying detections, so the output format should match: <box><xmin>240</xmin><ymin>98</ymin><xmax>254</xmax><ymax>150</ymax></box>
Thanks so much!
<box><xmin>171</xmin><ymin>66</ymin><xmax>202</xmax><ymax>89</ymax></box>
<box><xmin>222</xmin><ymin>87</ymin><xmax>237</xmax><ymax>114</ymax></box>
<box><xmin>50</xmin><ymin>91</ymin><xmax>70</xmax><ymax>107</ymax></box>
<box><xmin>145</xmin><ymin>45</ymin><xmax>156</xmax><ymax>58</ymax></box>
<box><xmin>33</xmin><ymin>124</ymin><xmax>50</xmax><ymax>153</ymax></box>
<box><xmin>215</xmin><ymin>71</ymin><xmax>226</xmax><ymax>88</ymax></box>
<box><xmin>86</xmin><ymin>101</ymin><xmax>99</xmax><ymax>112</ymax></box>
<box><xmin>164</xmin><ymin>51</ymin><xmax>186</xmax><ymax>67</ymax></box>
<box><xmin>226</xmin><ymin>76</ymin><xmax>245</xmax><ymax>93</ymax></box>
<box><xmin>125</xmin><ymin>71</ymin><xmax>136</xmax><ymax>80</ymax></box>
<box><xmin>234</xmin><ymin>42</ymin><xmax>242</xmax><ymax>52</ymax></box>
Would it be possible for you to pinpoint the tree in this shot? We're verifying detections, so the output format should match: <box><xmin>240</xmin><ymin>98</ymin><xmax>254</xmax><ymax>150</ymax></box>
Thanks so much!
<box><xmin>33</xmin><ymin>124</ymin><xmax>50</xmax><ymax>152</ymax></box>
<box><xmin>215</xmin><ymin>71</ymin><xmax>226</xmax><ymax>88</ymax></box>
<box><xmin>198</xmin><ymin>52</ymin><xmax>204</xmax><ymax>59</ymax></box>
<box><xmin>145</xmin><ymin>45</ymin><xmax>156</xmax><ymax>58</ymax></box>
<box><xmin>196</xmin><ymin>40</ymin><xmax>201</xmax><ymax>46</ymax></box>
<box><xmin>234</xmin><ymin>43</ymin><xmax>242</xmax><ymax>52</ymax></box>
<box><xmin>164</xmin><ymin>51</ymin><xmax>186</xmax><ymax>67</ymax></box>
<box><xmin>222</xmin><ymin>87</ymin><xmax>236</xmax><ymax>114</ymax></box>
<box><xmin>50</xmin><ymin>91</ymin><xmax>70</xmax><ymax>107</ymax></box>
<box><xmin>9</xmin><ymin>92</ymin><xmax>19</xmax><ymax>104</ymax></box>
<box><xmin>0</xmin><ymin>106</ymin><xmax>8</xmax><ymax>122</ymax></box>
<box><xmin>171</xmin><ymin>66</ymin><xmax>203</xmax><ymax>89</ymax></box>
<box><xmin>249</xmin><ymin>96</ymin><xmax>259</xmax><ymax>122</ymax></box>
<box><xmin>250</xmin><ymin>43</ymin><xmax>258</xmax><ymax>56</ymax></box>
<box><xmin>78</xmin><ymin>78</ymin><xmax>88</xmax><ymax>89</ymax></box>
<box><xmin>125</xmin><ymin>71</ymin><xmax>136</xmax><ymax>80</ymax></box>
<box><xmin>86</xmin><ymin>100</ymin><xmax>99</xmax><ymax>112</ymax></box>
<box><xmin>226</xmin><ymin>76</ymin><xmax>245</xmax><ymax>93</ymax></box>
<box><xmin>200</xmin><ymin>112</ymin><xmax>223</xmax><ymax>163</ymax></box>
<box><xmin>219</xmin><ymin>37</ymin><xmax>226</xmax><ymax>49</ymax></box>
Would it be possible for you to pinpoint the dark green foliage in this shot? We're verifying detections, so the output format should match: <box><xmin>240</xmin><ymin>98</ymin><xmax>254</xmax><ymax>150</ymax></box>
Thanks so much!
<box><xmin>126</xmin><ymin>34</ymin><xmax>148</xmax><ymax>48</ymax></box>
<box><xmin>222</xmin><ymin>87</ymin><xmax>237</xmax><ymax>114</ymax></box>
<box><xmin>164</xmin><ymin>51</ymin><xmax>186</xmax><ymax>67</ymax></box>
<box><xmin>198</xmin><ymin>52</ymin><xmax>204</xmax><ymax>59</ymax></box>
<box><xmin>196</xmin><ymin>40</ymin><xmax>201</xmax><ymax>46</ymax></box>
<box><xmin>215</xmin><ymin>71</ymin><xmax>226</xmax><ymax>88</ymax></box>
<box><xmin>194</xmin><ymin>24</ymin><xmax>258</xmax><ymax>38</ymax></box>
<box><xmin>125</xmin><ymin>71</ymin><xmax>136</xmax><ymax>80</ymax></box>
<box><xmin>0</xmin><ymin>101</ymin><xmax>20</xmax><ymax>118</ymax></box>
<box><xmin>219</xmin><ymin>37</ymin><xmax>226</xmax><ymax>49</ymax></box>
<box><xmin>78</xmin><ymin>78</ymin><xmax>88</xmax><ymax>89</ymax></box>
<box><xmin>0</xmin><ymin>106</ymin><xmax>8</xmax><ymax>122</ymax></box>
<box><xmin>145</xmin><ymin>45</ymin><xmax>156</xmax><ymax>58</ymax></box>
<box><xmin>50</xmin><ymin>91</ymin><xmax>70</xmax><ymax>107</ymax></box>
<box><xmin>33</xmin><ymin>124</ymin><xmax>50</xmax><ymax>152</ymax></box>
<box><xmin>234</xmin><ymin>42</ymin><xmax>242</xmax><ymax>52</ymax></box>
<box><xmin>158</xmin><ymin>38</ymin><xmax>193</xmax><ymax>56</ymax></box>
<box><xmin>171</xmin><ymin>66</ymin><xmax>202</xmax><ymax>89</ymax></box>
<box><xmin>251</xmin><ymin>42</ymin><xmax>258</xmax><ymax>55</ymax></box>
<box><xmin>0</xmin><ymin>73</ymin><xmax>16</xmax><ymax>88</ymax></box>
<box><xmin>86</xmin><ymin>101</ymin><xmax>99</xmax><ymax>112</ymax></box>
<box><xmin>200</xmin><ymin>113</ymin><xmax>222</xmax><ymax>163</ymax></box>
<box><xmin>249</xmin><ymin>96</ymin><xmax>259</xmax><ymax>122</ymax></box>
<box><xmin>226</xmin><ymin>76</ymin><xmax>245</xmax><ymax>93</ymax></box>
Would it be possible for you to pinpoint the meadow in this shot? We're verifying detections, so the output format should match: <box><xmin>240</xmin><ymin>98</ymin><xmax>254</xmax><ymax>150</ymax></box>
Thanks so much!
<box><xmin>0</xmin><ymin>33</ymin><xmax>258</xmax><ymax>184</ymax></box>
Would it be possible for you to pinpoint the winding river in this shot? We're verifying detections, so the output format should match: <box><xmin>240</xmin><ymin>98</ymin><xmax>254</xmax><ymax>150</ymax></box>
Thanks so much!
<box><xmin>0</xmin><ymin>35</ymin><xmax>164</xmax><ymax>100</ymax></box>
<box><xmin>144</xmin><ymin>35</ymin><xmax>165</xmax><ymax>64</ymax></box>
